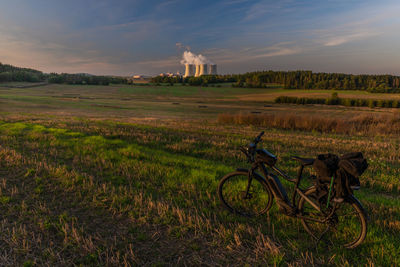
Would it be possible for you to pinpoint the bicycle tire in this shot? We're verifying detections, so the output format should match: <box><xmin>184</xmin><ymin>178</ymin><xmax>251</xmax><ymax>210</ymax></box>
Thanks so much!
<box><xmin>298</xmin><ymin>187</ymin><xmax>367</xmax><ymax>248</ymax></box>
<box><xmin>218</xmin><ymin>171</ymin><xmax>273</xmax><ymax>217</ymax></box>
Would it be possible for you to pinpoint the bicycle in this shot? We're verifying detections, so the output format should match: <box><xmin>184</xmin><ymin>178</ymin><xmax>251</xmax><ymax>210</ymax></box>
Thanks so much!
<box><xmin>218</xmin><ymin>131</ymin><xmax>368</xmax><ymax>249</ymax></box>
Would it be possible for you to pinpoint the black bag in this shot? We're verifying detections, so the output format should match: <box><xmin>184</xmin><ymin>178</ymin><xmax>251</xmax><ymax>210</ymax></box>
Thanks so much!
<box><xmin>313</xmin><ymin>153</ymin><xmax>339</xmax><ymax>182</ymax></box>
<box><xmin>335</xmin><ymin>152</ymin><xmax>368</xmax><ymax>197</ymax></box>
<box><xmin>313</xmin><ymin>152</ymin><xmax>368</xmax><ymax>200</ymax></box>
<box><xmin>312</xmin><ymin>153</ymin><xmax>339</xmax><ymax>204</ymax></box>
<box><xmin>338</xmin><ymin>152</ymin><xmax>368</xmax><ymax>177</ymax></box>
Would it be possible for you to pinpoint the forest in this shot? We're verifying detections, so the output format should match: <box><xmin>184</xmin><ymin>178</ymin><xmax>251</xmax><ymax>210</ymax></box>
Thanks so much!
<box><xmin>47</xmin><ymin>73</ymin><xmax>127</xmax><ymax>85</ymax></box>
<box><xmin>153</xmin><ymin>70</ymin><xmax>400</xmax><ymax>93</ymax></box>
<box><xmin>0</xmin><ymin>62</ymin><xmax>45</xmax><ymax>82</ymax></box>
<box><xmin>0</xmin><ymin>62</ymin><xmax>127</xmax><ymax>85</ymax></box>
<box><xmin>237</xmin><ymin>71</ymin><xmax>400</xmax><ymax>92</ymax></box>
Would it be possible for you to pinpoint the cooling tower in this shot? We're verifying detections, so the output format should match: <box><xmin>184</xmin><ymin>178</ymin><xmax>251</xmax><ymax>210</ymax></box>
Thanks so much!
<box><xmin>184</xmin><ymin>64</ymin><xmax>195</xmax><ymax>77</ymax></box>
<box><xmin>195</xmin><ymin>64</ymin><xmax>201</xmax><ymax>77</ymax></box>
<box><xmin>209</xmin><ymin>64</ymin><xmax>217</xmax><ymax>75</ymax></box>
<box><xmin>199</xmin><ymin>64</ymin><xmax>207</xmax><ymax>76</ymax></box>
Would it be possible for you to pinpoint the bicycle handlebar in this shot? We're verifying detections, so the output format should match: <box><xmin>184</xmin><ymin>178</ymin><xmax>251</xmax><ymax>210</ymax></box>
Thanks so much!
<box><xmin>254</xmin><ymin>131</ymin><xmax>264</xmax><ymax>144</ymax></box>
<box><xmin>241</xmin><ymin>131</ymin><xmax>265</xmax><ymax>162</ymax></box>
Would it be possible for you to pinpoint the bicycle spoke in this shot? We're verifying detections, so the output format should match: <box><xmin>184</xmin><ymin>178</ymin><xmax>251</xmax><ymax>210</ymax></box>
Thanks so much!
<box><xmin>299</xmin><ymin>188</ymin><xmax>367</xmax><ymax>248</ymax></box>
<box><xmin>219</xmin><ymin>172</ymin><xmax>273</xmax><ymax>217</ymax></box>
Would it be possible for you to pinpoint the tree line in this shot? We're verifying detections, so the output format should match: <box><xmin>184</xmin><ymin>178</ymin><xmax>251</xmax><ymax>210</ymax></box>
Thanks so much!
<box><xmin>233</xmin><ymin>71</ymin><xmax>400</xmax><ymax>92</ymax></box>
<box><xmin>275</xmin><ymin>94</ymin><xmax>400</xmax><ymax>108</ymax></box>
<box><xmin>0</xmin><ymin>62</ymin><xmax>45</xmax><ymax>82</ymax></box>
<box><xmin>4</xmin><ymin>60</ymin><xmax>400</xmax><ymax>91</ymax></box>
<box><xmin>47</xmin><ymin>73</ymin><xmax>127</xmax><ymax>85</ymax></box>
<box><xmin>0</xmin><ymin>62</ymin><xmax>128</xmax><ymax>85</ymax></box>
<box><xmin>152</xmin><ymin>70</ymin><xmax>400</xmax><ymax>93</ymax></box>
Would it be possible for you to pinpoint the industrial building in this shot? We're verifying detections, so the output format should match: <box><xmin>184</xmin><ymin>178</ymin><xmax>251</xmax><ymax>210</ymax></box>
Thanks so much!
<box><xmin>184</xmin><ymin>63</ymin><xmax>217</xmax><ymax>77</ymax></box>
<box><xmin>209</xmin><ymin>64</ymin><xmax>217</xmax><ymax>75</ymax></box>
<box><xmin>184</xmin><ymin>64</ymin><xmax>195</xmax><ymax>77</ymax></box>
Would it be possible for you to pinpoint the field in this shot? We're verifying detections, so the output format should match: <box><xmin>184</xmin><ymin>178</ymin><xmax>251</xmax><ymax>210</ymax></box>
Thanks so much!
<box><xmin>0</xmin><ymin>83</ymin><xmax>399</xmax><ymax>266</ymax></box>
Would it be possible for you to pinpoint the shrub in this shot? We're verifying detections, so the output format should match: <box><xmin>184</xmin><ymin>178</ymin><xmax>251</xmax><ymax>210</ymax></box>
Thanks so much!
<box><xmin>217</xmin><ymin>112</ymin><xmax>400</xmax><ymax>135</ymax></box>
<box><xmin>357</xmin><ymin>99</ymin><xmax>367</xmax><ymax>107</ymax></box>
<box><xmin>274</xmin><ymin>95</ymin><xmax>399</xmax><ymax>109</ymax></box>
<box><xmin>343</xmin><ymin>99</ymin><xmax>352</xmax><ymax>107</ymax></box>
<box><xmin>385</xmin><ymin>100</ymin><xmax>393</xmax><ymax>108</ymax></box>
<box><xmin>368</xmin><ymin>100</ymin><xmax>376</xmax><ymax>108</ymax></box>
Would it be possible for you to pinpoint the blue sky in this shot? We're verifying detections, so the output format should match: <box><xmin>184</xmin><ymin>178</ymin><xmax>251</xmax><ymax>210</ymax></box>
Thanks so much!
<box><xmin>1</xmin><ymin>0</ymin><xmax>400</xmax><ymax>76</ymax></box>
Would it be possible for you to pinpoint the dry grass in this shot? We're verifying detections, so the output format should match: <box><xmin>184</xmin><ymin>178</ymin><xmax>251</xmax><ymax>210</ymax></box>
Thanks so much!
<box><xmin>1</xmin><ymin>84</ymin><xmax>399</xmax><ymax>265</ymax></box>
<box><xmin>218</xmin><ymin>112</ymin><xmax>400</xmax><ymax>135</ymax></box>
<box><xmin>0</xmin><ymin>117</ymin><xmax>399</xmax><ymax>265</ymax></box>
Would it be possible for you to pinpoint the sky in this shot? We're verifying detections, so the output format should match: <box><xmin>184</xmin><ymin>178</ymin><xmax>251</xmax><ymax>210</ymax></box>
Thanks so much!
<box><xmin>1</xmin><ymin>0</ymin><xmax>400</xmax><ymax>76</ymax></box>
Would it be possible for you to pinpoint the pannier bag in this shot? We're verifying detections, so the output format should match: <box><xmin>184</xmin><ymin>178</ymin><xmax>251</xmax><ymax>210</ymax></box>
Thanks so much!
<box><xmin>336</xmin><ymin>152</ymin><xmax>368</xmax><ymax>197</ymax></box>
<box><xmin>313</xmin><ymin>152</ymin><xmax>368</xmax><ymax>199</ymax></box>
<box><xmin>338</xmin><ymin>152</ymin><xmax>368</xmax><ymax>177</ymax></box>
<box><xmin>312</xmin><ymin>153</ymin><xmax>339</xmax><ymax>181</ymax></box>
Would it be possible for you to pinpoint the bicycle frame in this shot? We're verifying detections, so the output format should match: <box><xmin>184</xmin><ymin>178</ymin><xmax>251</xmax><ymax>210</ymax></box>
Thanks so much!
<box><xmin>238</xmin><ymin>131</ymin><xmax>367</xmax><ymax>223</ymax></box>
<box><xmin>245</xmin><ymin>161</ymin><xmax>338</xmax><ymax>222</ymax></box>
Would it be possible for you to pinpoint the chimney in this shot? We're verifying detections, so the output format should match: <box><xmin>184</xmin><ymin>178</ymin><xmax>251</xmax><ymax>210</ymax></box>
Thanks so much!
<box><xmin>195</xmin><ymin>64</ymin><xmax>201</xmax><ymax>77</ymax></box>
<box><xmin>199</xmin><ymin>64</ymin><xmax>207</xmax><ymax>76</ymax></box>
<box><xmin>209</xmin><ymin>64</ymin><xmax>217</xmax><ymax>75</ymax></box>
<box><xmin>184</xmin><ymin>64</ymin><xmax>194</xmax><ymax>77</ymax></box>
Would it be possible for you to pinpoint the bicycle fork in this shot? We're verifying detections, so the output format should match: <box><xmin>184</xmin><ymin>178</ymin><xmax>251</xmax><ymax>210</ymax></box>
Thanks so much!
<box><xmin>243</xmin><ymin>167</ymin><xmax>257</xmax><ymax>199</ymax></box>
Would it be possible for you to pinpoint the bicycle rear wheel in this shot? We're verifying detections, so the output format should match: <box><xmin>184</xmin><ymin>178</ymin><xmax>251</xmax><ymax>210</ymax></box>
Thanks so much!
<box><xmin>298</xmin><ymin>187</ymin><xmax>367</xmax><ymax>248</ymax></box>
<box><xmin>218</xmin><ymin>171</ymin><xmax>273</xmax><ymax>217</ymax></box>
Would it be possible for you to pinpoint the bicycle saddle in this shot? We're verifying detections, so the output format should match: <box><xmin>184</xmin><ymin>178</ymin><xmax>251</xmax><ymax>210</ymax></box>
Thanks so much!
<box><xmin>292</xmin><ymin>156</ymin><xmax>315</xmax><ymax>166</ymax></box>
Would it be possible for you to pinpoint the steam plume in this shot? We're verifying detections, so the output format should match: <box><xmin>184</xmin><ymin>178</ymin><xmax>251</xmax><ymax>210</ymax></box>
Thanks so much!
<box><xmin>180</xmin><ymin>51</ymin><xmax>212</xmax><ymax>65</ymax></box>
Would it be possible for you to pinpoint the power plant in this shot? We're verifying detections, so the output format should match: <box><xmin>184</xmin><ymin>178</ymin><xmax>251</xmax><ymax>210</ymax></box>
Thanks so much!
<box><xmin>184</xmin><ymin>63</ymin><xmax>217</xmax><ymax>77</ymax></box>
<box><xmin>181</xmin><ymin>51</ymin><xmax>217</xmax><ymax>77</ymax></box>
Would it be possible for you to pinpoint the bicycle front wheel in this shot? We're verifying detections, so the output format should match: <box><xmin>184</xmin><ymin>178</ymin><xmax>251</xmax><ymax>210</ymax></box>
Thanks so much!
<box><xmin>218</xmin><ymin>171</ymin><xmax>273</xmax><ymax>217</ymax></box>
<box><xmin>298</xmin><ymin>187</ymin><xmax>367</xmax><ymax>248</ymax></box>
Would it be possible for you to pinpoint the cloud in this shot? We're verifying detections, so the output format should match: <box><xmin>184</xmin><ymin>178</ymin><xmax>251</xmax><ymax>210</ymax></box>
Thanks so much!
<box><xmin>243</xmin><ymin>0</ymin><xmax>295</xmax><ymax>21</ymax></box>
<box><xmin>1</xmin><ymin>0</ymin><xmax>400</xmax><ymax>76</ymax></box>
<box><xmin>135</xmin><ymin>57</ymin><xmax>178</xmax><ymax>68</ymax></box>
<box><xmin>155</xmin><ymin>0</ymin><xmax>181</xmax><ymax>10</ymax></box>
<box><xmin>203</xmin><ymin>42</ymin><xmax>302</xmax><ymax>64</ymax></box>
<box><xmin>311</xmin><ymin>2</ymin><xmax>400</xmax><ymax>47</ymax></box>
<box><xmin>322</xmin><ymin>32</ymin><xmax>379</xmax><ymax>47</ymax></box>
<box><xmin>219</xmin><ymin>0</ymin><xmax>252</xmax><ymax>6</ymax></box>
<box><xmin>256</xmin><ymin>47</ymin><xmax>301</xmax><ymax>58</ymax></box>
<box><xmin>128</xmin><ymin>42</ymin><xmax>302</xmax><ymax>74</ymax></box>
<box><xmin>0</xmin><ymin>25</ymin><xmax>122</xmax><ymax>75</ymax></box>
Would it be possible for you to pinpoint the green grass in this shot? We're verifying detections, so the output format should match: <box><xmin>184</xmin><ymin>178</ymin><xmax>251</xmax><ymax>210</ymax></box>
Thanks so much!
<box><xmin>118</xmin><ymin>84</ymin><xmax>274</xmax><ymax>97</ymax></box>
<box><xmin>1</xmin><ymin>84</ymin><xmax>398</xmax><ymax>122</ymax></box>
<box><xmin>0</xmin><ymin>84</ymin><xmax>399</xmax><ymax>265</ymax></box>
<box><xmin>0</xmin><ymin>118</ymin><xmax>399</xmax><ymax>265</ymax></box>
